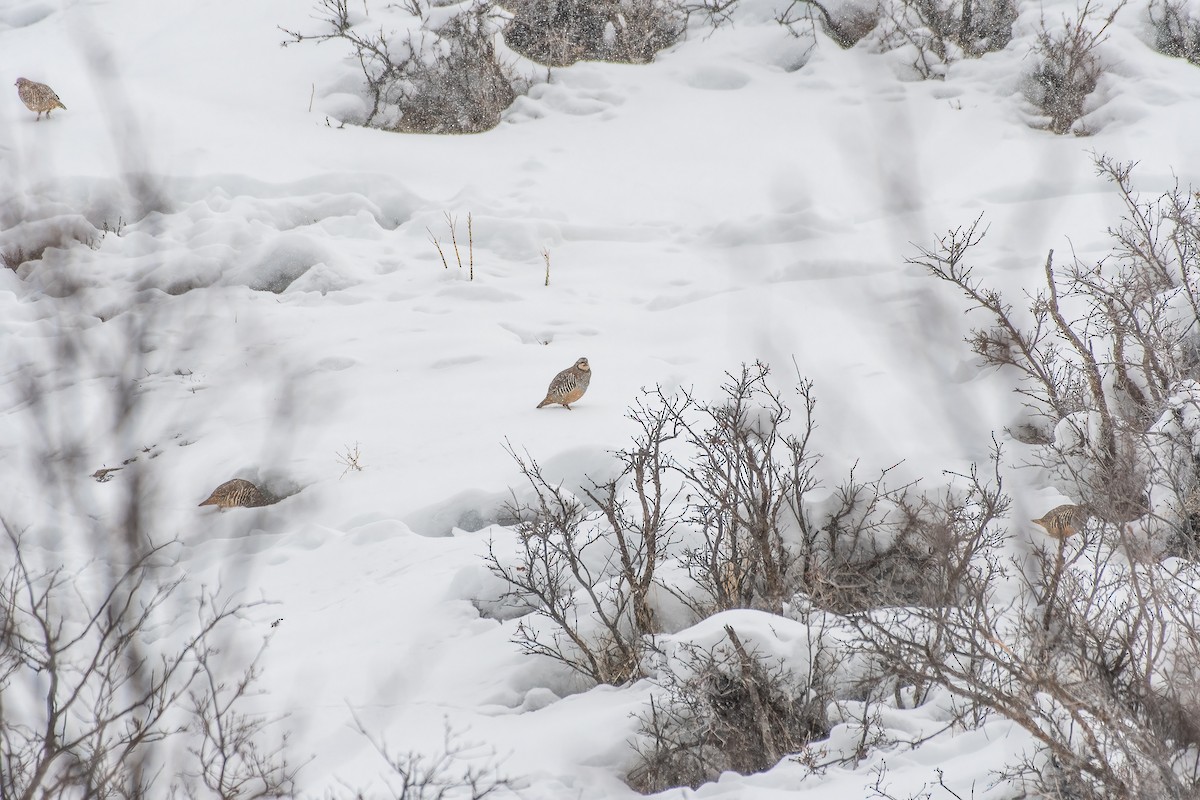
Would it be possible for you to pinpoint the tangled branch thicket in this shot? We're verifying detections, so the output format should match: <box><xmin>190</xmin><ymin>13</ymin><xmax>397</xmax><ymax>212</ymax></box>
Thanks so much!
<box><xmin>1028</xmin><ymin>0</ymin><xmax>1126</xmax><ymax>134</ymax></box>
<box><xmin>915</xmin><ymin>153</ymin><xmax>1200</xmax><ymax>547</ymax></box>
<box><xmin>484</xmin><ymin>155</ymin><xmax>1200</xmax><ymax>796</ymax></box>
<box><xmin>629</xmin><ymin>623</ymin><xmax>837</xmax><ymax>792</ymax></box>
<box><xmin>503</xmin><ymin>0</ymin><xmax>685</xmax><ymax>65</ymax></box>
<box><xmin>902</xmin><ymin>154</ymin><xmax>1200</xmax><ymax>798</ymax></box>
<box><xmin>486</xmin><ymin>363</ymin><xmax>969</xmax><ymax>683</ymax></box>
<box><xmin>281</xmin><ymin>0</ymin><xmax>521</xmax><ymax>133</ymax></box>
<box><xmin>487</xmin><ymin>363</ymin><xmax>1019</xmax><ymax>788</ymax></box>
<box><xmin>876</xmin><ymin>0</ymin><xmax>1017</xmax><ymax>78</ymax></box>
<box><xmin>1150</xmin><ymin>0</ymin><xmax>1200</xmax><ymax>64</ymax></box>
<box><xmin>0</xmin><ymin>528</ymin><xmax>297</xmax><ymax>799</ymax></box>
<box><xmin>775</xmin><ymin>0</ymin><xmax>881</xmax><ymax>49</ymax></box>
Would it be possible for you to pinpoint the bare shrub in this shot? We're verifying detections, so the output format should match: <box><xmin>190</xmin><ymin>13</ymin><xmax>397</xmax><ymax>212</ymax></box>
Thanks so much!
<box><xmin>582</xmin><ymin>396</ymin><xmax>686</xmax><ymax>638</ymax></box>
<box><xmin>876</xmin><ymin>0</ymin><xmax>1016</xmax><ymax>78</ymax></box>
<box><xmin>618</xmin><ymin>398</ymin><xmax>1011</xmax><ymax>792</ymax></box>
<box><xmin>340</xmin><ymin>717</ymin><xmax>516</xmax><ymax>800</ymax></box>
<box><xmin>0</xmin><ymin>530</ymin><xmax>292</xmax><ymax>799</ymax></box>
<box><xmin>503</xmin><ymin>0</ymin><xmax>684</xmax><ymax>66</ymax></box>
<box><xmin>484</xmin><ymin>366</ymin><xmax>825</xmax><ymax>685</ymax></box>
<box><xmin>337</xmin><ymin>442</ymin><xmax>365</xmax><ymax>476</ymax></box>
<box><xmin>397</xmin><ymin>5</ymin><xmax>517</xmax><ymax>134</ymax></box>
<box><xmin>798</xmin><ymin>463</ymin><xmax>944</xmax><ymax>614</ymax></box>
<box><xmin>908</xmin><ymin>154</ymin><xmax>1200</xmax><ymax>797</ymax></box>
<box><xmin>182</xmin><ymin>634</ymin><xmax>299</xmax><ymax>799</ymax></box>
<box><xmin>484</xmin><ymin>418</ymin><xmax>680</xmax><ymax>685</ymax></box>
<box><xmin>915</xmin><ymin>155</ymin><xmax>1200</xmax><ymax>549</ymax></box>
<box><xmin>664</xmin><ymin>364</ymin><xmax>814</xmax><ymax>616</ymax></box>
<box><xmin>869</xmin><ymin>762</ymin><xmax>985</xmax><ymax>800</ymax></box>
<box><xmin>281</xmin><ymin>0</ymin><xmax>522</xmax><ymax>133</ymax></box>
<box><xmin>868</xmin><ymin>527</ymin><xmax>1200</xmax><ymax>799</ymax></box>
<box><xmin>659</xmin><ymin>363</ymin><xmax>950</xmax><ymax>617</ymax></box>
<box><xmin>776</xmin><ymin>0</ymin><xmax>881</xmax><ymax>49</ymax></box>
<box><xmin>850</xmin><ymin>451</ymin><xmax>1011</xmax><ymax>709</ymax></box>
<box><xmin>2</xmin><ymin>245</ymin><xmax>32</xmax><ymax>271</ymax></box>
<box><xmin>1150</xmin><ymin>0</ymin><xmax>1200</xmax><ymax>63</ymax></box>
<box><xmin>679</xmin><ymin>0</ymin><xmax>742</xmax><ymax>30</ymax></box>
<box><xmin>1028</xmin><ymin>0</ymin><xmax>1125</xmax><ymax>134</ymax></box>
<box><xmin>912</xmin><ymin>215</ymin><xmax>1086</xmax><ymax>433</ymax></box>
<box><xmin>629</xmin><ymin>624</ymin><xmax>834</xmax><ymax>792</ymax></box>
<box><xmin>1</xmin><ymin>223</ymin><xmax>106</xmax><ymax>275</ymax></box>
<box><xmin>487</xmin><ymin>362</ymin><xmax>1010</xmax><ymax>692</ymax></box>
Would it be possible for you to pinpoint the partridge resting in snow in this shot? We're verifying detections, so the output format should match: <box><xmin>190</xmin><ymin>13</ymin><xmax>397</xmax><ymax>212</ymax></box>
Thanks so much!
<box><xmin>537</xmin><ymin>357</ymin><xmax>591</xmax><ymax>410</ymax></box>
<box><xmin>198</xmin><ymin>478</ymin><xmax>270</xmax><ymax>509</ymax></box>
<box><xmin>1031</xmin><ymin>503</ymin><xmax>1089</xmax><ymax>539</ymax></box>
<box><xmin>15</xmin><ymin>78</ymin><xmax>66</xmax><ymax>120</ymax></box>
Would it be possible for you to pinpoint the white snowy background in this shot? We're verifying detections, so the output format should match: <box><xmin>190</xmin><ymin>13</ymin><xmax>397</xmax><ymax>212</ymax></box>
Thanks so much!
<box><xmin>2</xmin><ymin>0</ymin><xmax>1200</xmax><ymax>796</ymax></box>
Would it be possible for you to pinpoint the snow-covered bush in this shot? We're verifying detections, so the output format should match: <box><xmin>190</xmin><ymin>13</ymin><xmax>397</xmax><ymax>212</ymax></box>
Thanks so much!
<box><xmin>875</xmin><ymin>0</ymin><xmax>1017</xmax><ymax>78</ymax></box>
<box><xmin>484</xmin><ymin>398</ymin><xmax>681</xmax><ymax>686</ymax></box>
<box><xmin>399</xmin><ymin>3</ymin><xmax>520</xmax><ymax>133</ymax></box>
<box><xmin>1150</xmin><ymin>0</ymin><xmax>1200</xmax><ymax>64</ymax></box>
<box><xmin>912</xmin><ymin>155</ymin><xmax>1200</xmax><ymax>797</ymax></box>
<box><xmin>502</xmin><ymin>0</ymin><xmax>684</xmax><ymax>65</ymax></box>
<box><xmin>0</xmin><ymin>212</ymin><xmax>105</xmax><ymax>277</ymax></box>
<box><xmin>623</xmin><ymin>455</ymin><xmax>1009</xmax><ymax>790</ymax></box>
<box><xmin>913</xmin><ymin>155</ymin><xmax>1200</xmax><ymax>543</ymax></box>
<box><xmin>1028</xmin><ymin>0</ymin><xmax>1125</xmax><ymax>134</ymax></box>
<box><xmin>862</xmin><ymin>528</ymin><xmax>1200</xmax><ymax>798</ymax></box>
<box><xmin>281</xmin><ymin>0</ymin><xmax>523</xmax><ymax>133</ymax></box>
<box><xmin>776</xmin><ymin>0</ymin><xmax>881</xmax><ymax>49</ymax></box>
<box><xmin>629</xmin><ymin>615</ymin><xmax>840</xmax><ymax>791</ymax></box>
<box><xmin>660</xmin><ymin>364</ymin><xmax>992</xmax><ymax>617</ymax></box>
<box><xmin>3</xmin><ymin>243</ymin><xmax>36</xmax><ymax>271</ymax></box>
<box><xmin>486</xmin><ymin>363</ymin><xmax>1007</xmax><ymax>694</ymax></box>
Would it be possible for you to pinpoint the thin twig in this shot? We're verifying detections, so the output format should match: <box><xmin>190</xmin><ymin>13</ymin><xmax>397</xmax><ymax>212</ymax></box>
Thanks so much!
<box><xmin>447</xmin><ymin>212</ymin><xmax>462</xmax><ymax>269</ymax></box>
<box><xmin>429</xmin><ymin>229</ymin><xmax>448</xmax><ymax>269</ymax></box>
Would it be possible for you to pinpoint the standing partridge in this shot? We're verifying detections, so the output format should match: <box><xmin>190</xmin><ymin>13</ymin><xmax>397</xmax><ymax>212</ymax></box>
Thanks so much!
<box><xmin>198</xmin><ymin>478</ymin><xmax>270</xmax><ymax>509</ymax></box>
<box><xmin>15</xmin><ymin>78</ymin><xmax>66</xmax><ymax>120</ymax></box>
<box><xmin>1031</xmin><ymin>503</ymin><xmax>1088</xmax><ymax>538</ymax></box>
<box><xmin>537</xmin><ymin>357</ymin><xmax>591</xmax><ymax>410</ymax></box>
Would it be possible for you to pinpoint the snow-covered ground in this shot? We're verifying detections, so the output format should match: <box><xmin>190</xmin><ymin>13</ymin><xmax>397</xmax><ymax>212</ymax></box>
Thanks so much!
<box><xmin>3</xmin><ymin>0</ymin><xmax>1200</xmax><ymax>795</ymax></box>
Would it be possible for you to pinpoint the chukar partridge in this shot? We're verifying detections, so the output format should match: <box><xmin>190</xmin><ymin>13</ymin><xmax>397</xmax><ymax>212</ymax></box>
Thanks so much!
<box><xmin>537</xmin><ymin>357</ymin><xmax>591</xmax><ymax>410</ymax></box>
